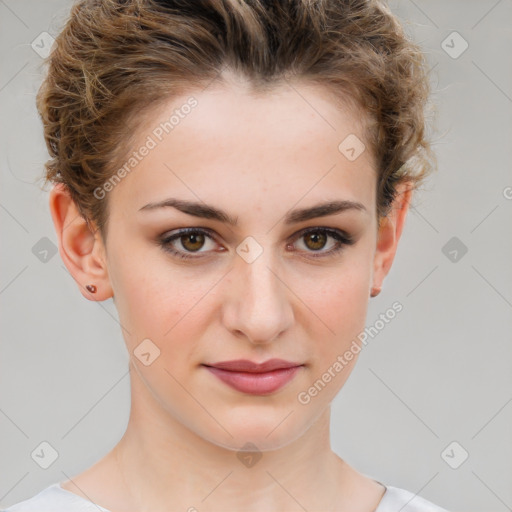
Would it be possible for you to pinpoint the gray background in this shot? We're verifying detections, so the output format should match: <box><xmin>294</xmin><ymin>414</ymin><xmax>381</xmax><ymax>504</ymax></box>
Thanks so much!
<box><xmin>1</xmin><ymin>1</ymin><xmax>511</xmax><ymax>511</ymax></box>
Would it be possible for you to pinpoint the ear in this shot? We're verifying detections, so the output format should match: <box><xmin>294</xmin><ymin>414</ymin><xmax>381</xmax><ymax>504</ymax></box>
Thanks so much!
<box><xmin>49</xmin><ymin>183</ymin><xmax>113</xmax><ymax>301</ymax></box>
<box><xmin>371</xmin><ymin>181</ymin><xmax>413</xmax><ymax>295</ymax></box>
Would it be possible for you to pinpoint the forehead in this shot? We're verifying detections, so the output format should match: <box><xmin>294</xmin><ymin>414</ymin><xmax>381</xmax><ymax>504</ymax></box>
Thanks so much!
<box><xmin>111</xmin><ymin>78</ymin><xmax>376</xmax><ymax>216</ymax></box>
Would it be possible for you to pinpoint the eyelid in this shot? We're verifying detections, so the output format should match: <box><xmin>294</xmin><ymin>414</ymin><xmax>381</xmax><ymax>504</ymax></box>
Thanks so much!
<box><xmin>292</xmin><ymin>225</ymin><xmax>353</xmax><ymax>242</ymax></box>
<box><xmin>159</xmin><ymin>226</ymin><xmax>217</xmax><ymax>242</ymax></box>
<box><xmin>160</xmin><ymin>225</ymin><xmax>352</xmax><ymax>243</ymax></box>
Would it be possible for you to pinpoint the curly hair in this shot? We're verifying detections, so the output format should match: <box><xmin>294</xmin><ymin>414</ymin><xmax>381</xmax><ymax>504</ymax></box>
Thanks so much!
<box><xmin>36</xmin><ymin>0</ymin><xmax>438</xmax><ymax>241</ymax></box>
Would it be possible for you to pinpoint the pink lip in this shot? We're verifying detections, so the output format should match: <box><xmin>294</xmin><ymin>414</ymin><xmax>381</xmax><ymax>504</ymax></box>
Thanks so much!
<box><xmin>203</xmin><ymin>359</ymin><xmax>303</xmax><ymax>395</ymax></box>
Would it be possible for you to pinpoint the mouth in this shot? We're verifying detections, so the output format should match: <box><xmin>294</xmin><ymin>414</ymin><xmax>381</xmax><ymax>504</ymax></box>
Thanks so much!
<box><xmin>202</xmin><ymin>359</ymin><xmax>304</xmax><ymax>395</ymax></box>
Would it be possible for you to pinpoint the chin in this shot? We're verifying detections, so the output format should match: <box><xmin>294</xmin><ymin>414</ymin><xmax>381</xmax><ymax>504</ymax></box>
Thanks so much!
<box><xmin>203</xmin><ymin>428</ymin><xmax>306</xmax><ymax>454</ymax></box>
<box><xmin>191</xmin><ymin>404</ymin><xmax>321</xmax><ymax>453</ymax></box>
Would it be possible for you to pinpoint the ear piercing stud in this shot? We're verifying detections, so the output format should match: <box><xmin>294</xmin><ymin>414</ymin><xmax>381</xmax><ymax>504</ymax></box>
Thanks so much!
<box><xmin>88</xmin><ymin>281</ymin><xmax>376</xmax><ymax>297</ymax></box>
<box><xmin>370</xmin><ymin>286</ymin><xmax>381</xmax><ymax>297</ymax></box>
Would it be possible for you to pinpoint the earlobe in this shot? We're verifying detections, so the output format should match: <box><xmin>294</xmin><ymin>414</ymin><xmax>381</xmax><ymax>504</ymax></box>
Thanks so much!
<box><xmin>49</xmin><ymin>183</ymin><xmax>113</xmax><ymax>301</ymax></box>
<box><xmin>370</xmin><ymin>182</ymin><xmax>413</xmax><ymax>296</ymax></box>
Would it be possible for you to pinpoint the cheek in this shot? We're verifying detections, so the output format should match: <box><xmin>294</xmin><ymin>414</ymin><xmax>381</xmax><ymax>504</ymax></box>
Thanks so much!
<box><xmin>300</xmin><ymin>257</ymin><xmax>371</xmax><ymax>336</ymax></box>
<box><xmin>291</xmin><ymin>255</ymin><xmax>372</xmax><ymax>380</ymax></box>
<box><xmin>109</xmin><ymin>246</ymin><xmax>214</xmax><ymax>352</ymax></box>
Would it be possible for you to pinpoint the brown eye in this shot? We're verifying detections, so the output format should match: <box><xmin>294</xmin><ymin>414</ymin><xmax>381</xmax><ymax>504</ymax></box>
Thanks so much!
<box><xmin>159</xmin><ymin>228</ymin><xmax>217</xmax><ymax>260</ymax></box>
<box><xmin>180</xmin><ymin>232</ymin><xmax>206</xmax><ymax>252</ymax></box>
<box><xmin>291</xmin><ymin>228</ymin><xmax>355</xmax><ymax>258</ymax></box>
<box><xmin>303</xmin><ymin>231</ymin><xmax>328</xmax><ymax>251</ymax></box>
<box><xmin>159</xmin><ymin>226</ymin><xmax>355</xmax><ymax>261</ymax></box>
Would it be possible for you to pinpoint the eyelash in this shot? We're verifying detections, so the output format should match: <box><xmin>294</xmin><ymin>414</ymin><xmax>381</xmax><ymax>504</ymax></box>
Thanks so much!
<box><xmin>158</xmin><ymin>227</ymin><xmax>355</xmax><ymax>261</ymax></box>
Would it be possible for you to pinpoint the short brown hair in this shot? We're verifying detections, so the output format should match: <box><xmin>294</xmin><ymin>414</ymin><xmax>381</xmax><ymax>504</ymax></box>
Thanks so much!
<box><xmin>37</xmin><ymin>0</ymin><xmax>438</xmax><ymax>240</ymax></box>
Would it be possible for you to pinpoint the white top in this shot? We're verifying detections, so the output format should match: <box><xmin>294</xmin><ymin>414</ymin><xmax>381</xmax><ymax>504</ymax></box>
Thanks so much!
<box><xmin>2</xmin><ymin>481</ymin><xmax>450</xmax><ymax>511</ymax></box>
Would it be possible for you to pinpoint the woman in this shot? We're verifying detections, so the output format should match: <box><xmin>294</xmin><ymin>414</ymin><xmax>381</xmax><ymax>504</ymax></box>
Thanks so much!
<box><xmin>5</xmin><ymin>0</ymin><xmax>448</xmax><ymax>510</ymax></box>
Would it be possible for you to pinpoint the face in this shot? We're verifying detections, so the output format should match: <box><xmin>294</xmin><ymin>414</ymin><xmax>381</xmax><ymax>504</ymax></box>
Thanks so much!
<box><xmin>84</xmin><ymin>76</ymin><xmax>395</xmax><ymax>452</ymax></box>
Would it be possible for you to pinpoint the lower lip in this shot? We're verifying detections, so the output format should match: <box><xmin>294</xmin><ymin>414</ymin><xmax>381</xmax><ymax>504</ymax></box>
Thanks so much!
<box><xmin>204</xmin><ymin>366</ymin><xmax>302</xmax><ymax>395</ymax></box>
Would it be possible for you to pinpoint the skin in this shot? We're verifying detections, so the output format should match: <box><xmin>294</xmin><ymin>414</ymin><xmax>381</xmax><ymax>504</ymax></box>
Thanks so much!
<box><xmin>49</xmin><ymin>71</ymin><xmax>412</xmax><ymax>512</ymax></box>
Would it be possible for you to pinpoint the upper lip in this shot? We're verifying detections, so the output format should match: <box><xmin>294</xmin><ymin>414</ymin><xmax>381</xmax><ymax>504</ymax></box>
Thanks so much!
<box><xmin>204</xmin><ymin>358</ymin><xmax>302</xmax><ymax>373</ymax></box>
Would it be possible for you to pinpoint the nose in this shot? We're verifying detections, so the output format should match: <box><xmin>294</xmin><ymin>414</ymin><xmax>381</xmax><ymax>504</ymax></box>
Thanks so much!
<box><xmin>221</xmin><ymin>252</ymin><xmax>294</xmax><ymax>346</ymax></box>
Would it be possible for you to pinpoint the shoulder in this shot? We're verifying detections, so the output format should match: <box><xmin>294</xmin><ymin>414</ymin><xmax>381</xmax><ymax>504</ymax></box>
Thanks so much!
<box><xmin>375</xmin><ymin>485</ymin><xmax>451</xmax><ymax>512</ymax></box>
<box><xmin>2</xmin><ymin>482</ymin><xmax>111</xmax><ymax>512</ymax></box>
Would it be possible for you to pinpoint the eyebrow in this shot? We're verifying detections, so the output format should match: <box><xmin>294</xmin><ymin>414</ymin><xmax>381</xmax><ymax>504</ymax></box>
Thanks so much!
<box><xmin>138</xmin><ymin>198</ymin><xmax>367</xmax><ymax>225</ymax></box>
